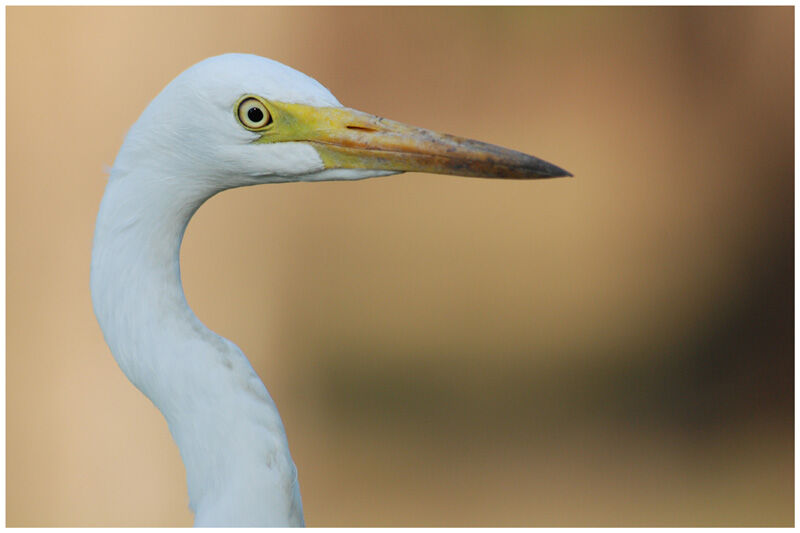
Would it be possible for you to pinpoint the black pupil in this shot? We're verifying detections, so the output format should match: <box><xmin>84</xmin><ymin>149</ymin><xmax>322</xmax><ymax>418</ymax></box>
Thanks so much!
<box><xmin>247</xmin><ymin>106</ymin><xmax>264</xmax><ymax>123</ymax></box>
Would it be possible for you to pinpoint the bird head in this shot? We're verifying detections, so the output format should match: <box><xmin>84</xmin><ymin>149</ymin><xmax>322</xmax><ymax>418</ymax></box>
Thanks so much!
<box><xmin>112</xmin><ymin>53</ymin><xmax>570</xmax><ymax>190</ymax></box>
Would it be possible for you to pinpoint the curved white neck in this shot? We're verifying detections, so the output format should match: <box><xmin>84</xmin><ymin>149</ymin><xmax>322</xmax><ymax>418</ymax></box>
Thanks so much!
<box><xmin>91</xmin><ymin>171</ymin><xmax>303</xmax><ymax>526</ymax></box>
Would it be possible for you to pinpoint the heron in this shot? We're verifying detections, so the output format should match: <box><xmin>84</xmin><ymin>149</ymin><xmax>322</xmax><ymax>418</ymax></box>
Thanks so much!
<box><xmin>90</xmin><ymin>53</ymin><xmax>571</xmax><ymax>526</ymax></box>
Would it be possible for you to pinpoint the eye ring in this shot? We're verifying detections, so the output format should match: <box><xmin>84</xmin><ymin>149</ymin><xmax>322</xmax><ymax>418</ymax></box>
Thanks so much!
<box><xmin>237</xmin><ymin>97</ymin><xmax>272</xmax><ymax>129</ymax></box>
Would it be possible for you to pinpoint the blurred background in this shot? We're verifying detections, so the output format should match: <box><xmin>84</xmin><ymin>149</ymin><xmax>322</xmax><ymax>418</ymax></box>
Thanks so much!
<box><xmin>6</xmin><ymin>6</ymin><xmax>793</xmax><ymax>526</ymax></box>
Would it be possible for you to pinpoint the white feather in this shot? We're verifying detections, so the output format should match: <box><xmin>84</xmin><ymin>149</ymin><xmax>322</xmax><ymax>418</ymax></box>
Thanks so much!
<box><xmin>91</xmin><ymin>54</ymin><xmax>390</xmax><ymax>526</ymax></box>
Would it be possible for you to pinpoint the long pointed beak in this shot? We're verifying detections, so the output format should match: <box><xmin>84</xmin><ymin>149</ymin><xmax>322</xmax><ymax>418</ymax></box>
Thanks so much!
<box><xmin>258</xmin><ymin>102</ymin><xmax>572</xmax><ymax>179</ymax></box>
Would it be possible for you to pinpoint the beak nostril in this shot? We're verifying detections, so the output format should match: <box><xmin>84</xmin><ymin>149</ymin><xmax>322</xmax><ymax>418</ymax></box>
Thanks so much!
<box><xmin>346</xmin><ymin>125</ymin><xmax>377</xmax><ymax>132</ymax></box>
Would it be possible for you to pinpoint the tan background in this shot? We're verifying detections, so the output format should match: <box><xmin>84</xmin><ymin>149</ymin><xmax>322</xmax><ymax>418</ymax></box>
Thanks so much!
<box><xmin>7</xmin><ymin>6</ymin><xmax>793</xmax><ymax>526</ymax></box>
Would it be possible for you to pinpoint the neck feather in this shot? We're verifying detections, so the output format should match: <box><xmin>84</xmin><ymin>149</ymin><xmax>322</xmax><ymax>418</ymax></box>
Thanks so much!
<box><xmin>91</xmin><ymin>171</ymin><xmax>303</xmax><ymax>526</ymax></box>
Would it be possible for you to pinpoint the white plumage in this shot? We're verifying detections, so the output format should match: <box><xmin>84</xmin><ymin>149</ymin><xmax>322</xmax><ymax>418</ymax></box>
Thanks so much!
<box><xmin>91</xmin><ymin>54</ymin><xmax>569</xmax><ymax>526</ymax></box>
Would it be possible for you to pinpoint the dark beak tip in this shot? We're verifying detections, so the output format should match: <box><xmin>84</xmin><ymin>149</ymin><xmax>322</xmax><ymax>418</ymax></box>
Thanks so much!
<box><xmin>533</xmin><ymin>159</ymin><xmax>572</xmax><ymax>179</ymax></box>
<box><xmin>545</xmin><ymin>167</ymin><xmax>573</xmax><ymax>178</ymax></box>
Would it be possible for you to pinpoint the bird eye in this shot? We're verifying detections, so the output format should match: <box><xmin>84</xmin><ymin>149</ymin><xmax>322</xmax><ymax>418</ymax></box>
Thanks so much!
<box><xmin>237</xmin><ymin>98</ymin><xmax>272</xmax><ymax>129</ymax></box>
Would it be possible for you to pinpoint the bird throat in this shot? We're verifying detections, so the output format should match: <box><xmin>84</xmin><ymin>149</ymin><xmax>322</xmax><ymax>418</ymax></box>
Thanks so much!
<box><xmin>90</xmin><ymin>172</ymin><xmax>304</xmax><ymax>526</ymax></box>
